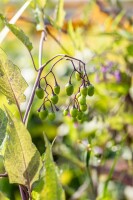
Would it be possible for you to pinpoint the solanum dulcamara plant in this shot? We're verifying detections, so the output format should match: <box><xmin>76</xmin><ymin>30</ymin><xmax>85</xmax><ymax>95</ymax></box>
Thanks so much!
<box><xmin>0</xmin><ymin>1</ymin><xmax>94</xmax><ymax>199</ymax></box>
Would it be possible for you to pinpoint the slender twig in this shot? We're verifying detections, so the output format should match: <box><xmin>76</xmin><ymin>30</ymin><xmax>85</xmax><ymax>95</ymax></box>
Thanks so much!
<box><xmin>29</xmin><ymin>51</ymin><xmax>38</xmax><ymax>71</ymax></box>
<box><xmin>0</xmin><ymin>172</ymin><xmax>8</xmax><ymax>177</ymax></box>
<box><xmin>86</xmin><ymin>166</ymin><xmax>96</xmax><ymax>200</ymax></box>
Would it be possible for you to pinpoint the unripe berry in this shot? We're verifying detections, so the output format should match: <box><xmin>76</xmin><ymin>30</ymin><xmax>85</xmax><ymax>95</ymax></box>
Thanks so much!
<box><xmin>77</xmin><ymin>111</ymin><xmax>83</xmax><ymax>120</ymax></box>
<box><xmin>36</xmin><ymin>88</ymin><xmax>44</xmax><ymax>99</ymax></box>
<box><xmin>78</xmin><ymin>95</ymin><xmax>86</xmax><ymax>105</ymax></box>
<box><xmin>54</xmin><ymin>84</ymin><xmax>60</xmax><ymax>95</ymax></box>
<box><xmin>51</xmin><ymin>94</ymin><xmax>58</xmax><ymax>104</ymax></box>
<box><xmin>65</xmin><ymin>83</ymin><xmax>74</xmax><ymax>96</ymax></box>
<box><xmin>70</xmin><ymin>107</ymin><xmax>78</xmax><ymax>117</ymax></box>
<box><xmin>80</xmin><ymin>104</ymin><xmax>87</xmax><ymax>112</ymax></box>
<box><xmin>87</xmin><ymin>84</ymin><xmax>94</xmax><ymax>96</ymax></box>
<box><xmin>80</xmin><ymin>86</ymin><xmax>87</xmax><ymax>96</ymax></box>
<box><xmin>39</xmin><ymin>109</ymin><xmax>48</xmax><ymax>120</ymax></box>
<box><xmin>48</xmin><ymin>112</ymin><xmax>56</xmax><ymax>121</ymax></box>
<box><xmin>63</xmin><ymin>109</ymin><xmax>69</xmax><ymax>116</ymax></box>
<box><xmin>75</xmin><ymin>71</ymin><xmax>81</xmax><ymax>81</ymax></box>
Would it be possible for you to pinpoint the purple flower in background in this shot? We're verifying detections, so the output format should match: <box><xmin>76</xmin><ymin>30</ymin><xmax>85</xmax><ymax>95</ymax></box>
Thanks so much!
<box><xmin>107</xmin><ymin>61</ymin><xmax>113</xmax><ymax>69</ymax></box>
<box><xmin>114</xmin><ymin>70</ymin><xmax>121</xmax><ymax>82</ymax></box>
<box><xmin>101</xmin><ymin>65</ymin><xmax>108</xmax><ymax>73</ymax></box>
<box><xmin>102</xmin><ymin>62</ymin><xmax>113</xmax><ymax>73</ymax></box>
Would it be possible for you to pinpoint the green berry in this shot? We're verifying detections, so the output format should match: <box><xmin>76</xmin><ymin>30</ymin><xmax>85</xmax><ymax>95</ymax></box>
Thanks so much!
<box><xmin>80</xmin><ymin>86</ymin><xmax>87</xmax><ymax>96</ymax></box>
<box><xmin>75</xmin><ymin>71</ymin><xmax>81</xmax><ymax>81</ymax></box>
<box><xmin>80</xmin><ymin>104</ymin><xmax>87</xmax><ymax>112</ymax></box>
<box><xmin>51</xmin><ymin>94</ymin><xmax>58</xmax><ymax>104</ymax></box>
<box><xmin>48</xmin><ymin>112</ymin><xmax>56</xmax><ymax>121</ymax></box>
<box><xmin>39</xmin><ymin>109</ymin><xmax>48</xmax><ymax>120</ymax></box>
<box><xmin>63</xmin><ymin>109</ymin><xmax>69</xmax><ymax>116</ymax></box>
<box><xmin>77</xmin><ymin>111</ymin><xmax>83</xmax><ymax>120</ymax></box>
<box><xmin>65</xmin><ymin>83</ymin><xmax>74</xmax><ymax>96</ymax></box>
<box><xmin>54</xmin><ymin>84</ymin><xmax>60</xmax><ymax>95</ymax></box>
<box><xmin>70</xmin><ymin>107</ymin><xmax>78</xmax><ymax>117</ymax></box>
<box><xmin>36</xmin><ymin>88</ymin><xmax>44</xmax><ymax>99</ymax></box>
<box><xmin>78</xmin><ymin>95</ymin><xmax>86</xmax><ymax>105</ymax></box>
<box><xmin>87</xmin><ymin>84</ymin><xmax>94</xmax><ymax>96</ymax></box>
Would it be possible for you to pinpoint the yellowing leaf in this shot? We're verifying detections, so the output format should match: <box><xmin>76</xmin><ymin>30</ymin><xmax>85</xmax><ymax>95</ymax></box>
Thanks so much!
<box><xmin>3</xmin><ymin>107</ymin><xmax>42</xmax><ymax>188</ymax></box>
<box><xmin>0</xmin><ymin>109</ymin><xmax>8</xmax><ymax>146</ymax></box>
<box><xmin>0</xmin><ymin>48</ymin><xmax>28</xmax><ymax>106</ymax></box>
<box><xmin>0</xmin><ymin>14</ymin><xmax>33</xmax><ymax>51</ymax></box>
<box><xmin>39</xmin><ymin>134</ymin><xmax>65</xmax><ymax>200</ymax></box>
<box><xmin>55</xmin><ymin>0</ymin><xmax>65</xmax><ymax>28</ymax></box>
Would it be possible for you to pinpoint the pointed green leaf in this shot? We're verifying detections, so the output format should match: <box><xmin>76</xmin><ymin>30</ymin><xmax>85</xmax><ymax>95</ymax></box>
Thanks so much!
<box><xmin>0</xmin><ymin>14</ymin><xmax>33</xmax><ymax>51</ymax></box>
<box><xmin>55</xmin><ymin>0</ymin><xmax>65</xmax><ymax>28</ymax></box>
<box><xmin>0</xmin><ymin>109</ymin><xmax>8</xmax><ymax>146</ymax></box>
<box><xmin>0</xmin><ymin>48</ymin><xmax>28</xmax><ymax>105</ymax></box>
<box><xmin>3</xmin><ymin>107</ymin><xmax>42</xmax><ymax>187</ymax></box>
<box><xmin>39</xmin><ymin>134</ymin><xmax>65</xmax><ymax>200</ymax></box>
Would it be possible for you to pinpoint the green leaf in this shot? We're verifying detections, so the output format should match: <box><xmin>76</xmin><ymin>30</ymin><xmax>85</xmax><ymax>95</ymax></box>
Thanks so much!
<box><xmin>39</xmin><ymin>134</ymin><xmax>65</xmax><ymax>200</ymax></box>
<box><xmin>0</xmin><ymin>14</ymin><xmax>33</xmax><ymax>51</ymax></box>
<box><xmin>55</xmin><ymin>0</ymin><xmax>65</xmax><ymax>28</ymax></box>
<box><xmin>0</xmin><ymin>48</ymin><xmax>28</xmax><ymax>106</ymax></box>
<box><xmin>0</xmin><ymin>109</ymin><xmax>8</xmax><ymax>147</ymax></box>
<box><xmin>3</xmin><ymin>107</ymin><xmax>42</xmax><ymax>188</ymax></box>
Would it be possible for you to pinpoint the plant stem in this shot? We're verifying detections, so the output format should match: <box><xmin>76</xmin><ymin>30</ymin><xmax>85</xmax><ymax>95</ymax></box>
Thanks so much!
<box><xmin>23</xmin><ymin>66</ymin><xmax>43</xmax><ymax>125</ymax></box>
<box><xmin>0</xmin><ymin>172</ymin><xmax>8</xmax><ymax>177</ymax></box>
<box><xmin>86</xmin><ymin>166</ymin><xmax>96</xmax><ymax>200</ymax></box>
<box><xmin>39</xmin><ymin>30</ymin><xmax>46</xmax><ymax>69</ymax></box>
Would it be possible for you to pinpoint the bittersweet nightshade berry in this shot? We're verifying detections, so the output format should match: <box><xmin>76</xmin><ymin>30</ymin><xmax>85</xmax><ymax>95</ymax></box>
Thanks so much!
<box><xmin>75</xmin><ymin>71</ymin><xmax>81</xmax><ymax>81</ymax></box>
<box><xmin>65</xmin><ymin>83</ymin><xmax>74</xmax><ymax>96</ymax></box>
<box><xmin>51</xmin><ymin>94</ymin><xmax>58</xmax><ymax>104</ymax></box>
<box><xmin>80</xmin><ymin>86</ymin><xmax>87</xmax><ymax>96</ymax></box>
<box><xmin>36</xmin><ymin>88</ymin><xmax>44</xmax><ymax>99</ymax></box>
<box><xmin>48</xmin><ymin>112</ymin><xmax>56</xmax><ymax>121</ymax></box>
<box><xmin>87</xmin><ymin>84</ymin><xmax>94</xmax><ymax>96</ymax></box>
<box><xmin>54</xmin><ymin>84</ymin><xmax>60</xmax><ymax>95</ymax></box>
<box><xmin>39</xmin><ymin>109</ymin><xmax>48</xmax><ymax>120</ymax></box>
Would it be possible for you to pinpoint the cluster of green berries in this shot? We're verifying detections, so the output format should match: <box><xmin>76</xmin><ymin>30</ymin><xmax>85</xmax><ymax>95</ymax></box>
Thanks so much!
<box><xmin>35</xmin><ymin>64</ymin><xmax>95</xmax><ymax>122</ymax></box>
<box><xmin>63</xmin><ymin>82</ymin><xmax>94</xmax><ymax>122</ymax></box>
<box><xmin>36</xmin><ymin>84</ymin><xmax>60</xmax><ymax>121</ymax></box>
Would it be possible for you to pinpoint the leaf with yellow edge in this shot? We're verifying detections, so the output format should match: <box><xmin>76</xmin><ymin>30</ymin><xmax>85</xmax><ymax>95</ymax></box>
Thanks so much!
<box><xmin>3</xmin><ymin>107</ymin><xmax>42</xmax><ymax>189</ymax></box>
<box><xmin>0</xmin><ymin>48</ymin><xmax>28</xmax><ymax>106</ymax></box>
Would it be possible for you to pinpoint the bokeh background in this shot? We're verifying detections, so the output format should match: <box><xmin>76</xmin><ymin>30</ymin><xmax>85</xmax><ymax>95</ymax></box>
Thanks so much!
<box><xmin>0</xmin><ymin>0</ymin><xmax>133</xmax><ymax>199</ymax></box>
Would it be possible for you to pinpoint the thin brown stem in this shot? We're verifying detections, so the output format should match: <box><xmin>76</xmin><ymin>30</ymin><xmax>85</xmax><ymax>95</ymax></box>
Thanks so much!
<box><xmin>29</xmin><ymin>51</ymin><xmax>38</xmax><ymax>71</ymax></box>
<box><xmin>23</xmin><ymin>66</ymin><xmax>43</xmax><ymax>125</ymax></box>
